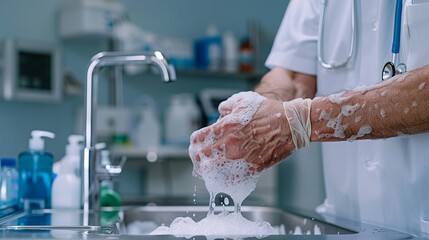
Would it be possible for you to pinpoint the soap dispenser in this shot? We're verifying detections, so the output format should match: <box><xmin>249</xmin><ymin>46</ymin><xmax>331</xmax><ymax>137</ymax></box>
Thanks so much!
<box><xmin>52</xmin><ymin>135</ymin><xmax>84</xmax><ymax>209</ymax></box>
<box><xmin>18</xmin><ymin>130</ymin><xmax>55</xmax><ymax>210</ymax></box>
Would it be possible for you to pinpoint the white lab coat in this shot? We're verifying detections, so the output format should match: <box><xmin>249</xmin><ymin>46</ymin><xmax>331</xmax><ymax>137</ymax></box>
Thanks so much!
<box><xmin>266</xmin><ymin>0</ymin><xmax>429</xmax><ymax>235</ymax></box>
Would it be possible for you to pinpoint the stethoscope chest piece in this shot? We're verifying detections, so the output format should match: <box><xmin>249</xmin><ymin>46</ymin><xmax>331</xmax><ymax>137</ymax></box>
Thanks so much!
<box><xmin>382</xmin><ymin>62</ymin><xmax>395</xmax><ymax>81</ymax></box>
<box><xmin>396</xmin><ymin>63</ymin><xmax>407</xmax><ymax>75</ymax></box>
<box><xmin>381</xmin><ymin>62</ymin><xmax>407</xmax><ymax>81</ymax></box>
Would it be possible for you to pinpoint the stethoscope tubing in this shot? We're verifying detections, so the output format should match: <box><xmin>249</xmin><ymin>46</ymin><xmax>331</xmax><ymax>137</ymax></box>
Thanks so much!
<box><xmin>392</xmin><ymin>0</ymin><xmax>403</xmax><ymax>56</ymax></box>
<box><xmin>317</xmin><ymin>0</ymin><xmax>356</xmax><ymax>69</ymax></box>
<box><xmin>382</xmin><ymin>0</ymin><xmax>406</xmax><ymax>80</ymax></box>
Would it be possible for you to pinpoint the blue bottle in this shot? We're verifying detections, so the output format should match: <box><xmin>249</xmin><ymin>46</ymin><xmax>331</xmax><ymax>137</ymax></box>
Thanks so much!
<box><xmin>18</xmin><ymin>130</ymin><xmax>55</xmax><ymax>210</ymax></box>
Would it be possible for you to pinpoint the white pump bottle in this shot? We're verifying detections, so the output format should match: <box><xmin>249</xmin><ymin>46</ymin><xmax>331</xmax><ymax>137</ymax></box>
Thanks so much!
<box><xmin>52</xmin><ymin>135</ymin><xmax>84</xmax><ymax>209</ymax></box>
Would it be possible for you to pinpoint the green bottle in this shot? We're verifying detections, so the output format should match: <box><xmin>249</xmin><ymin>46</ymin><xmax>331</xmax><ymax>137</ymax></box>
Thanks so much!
<box><xmin>99</xmin><ymin>150</ymin><xmax>122</xmax><ymax>226</ymax></box>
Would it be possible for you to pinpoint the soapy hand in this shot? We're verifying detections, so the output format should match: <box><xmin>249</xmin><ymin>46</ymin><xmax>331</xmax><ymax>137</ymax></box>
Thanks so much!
<box><xmin>189</xmin><ymin>91</ymin><xmax>312</xmax><ymax>175</ymax></box>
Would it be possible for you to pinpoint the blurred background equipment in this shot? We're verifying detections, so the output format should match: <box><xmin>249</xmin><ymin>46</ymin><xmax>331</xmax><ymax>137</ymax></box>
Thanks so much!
<box><xmin>0</xmin><ymin>38</ymin><xmax>61</xmax><ymax>102</ymax></box>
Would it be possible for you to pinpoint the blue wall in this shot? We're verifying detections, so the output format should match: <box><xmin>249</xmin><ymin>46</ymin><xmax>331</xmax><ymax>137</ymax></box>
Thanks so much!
<box><xmin>0</xmin><ymin>0</ymin><xmax>288</xmax><ymax>159</ymax></box>
<box><xmin>0</xmin><ymin>0</ymin><xmax>74</xmax><ymax>159</ymax></box>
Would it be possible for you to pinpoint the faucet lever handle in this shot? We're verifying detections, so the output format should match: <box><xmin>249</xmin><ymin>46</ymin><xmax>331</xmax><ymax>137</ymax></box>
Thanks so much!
<box><xmin>118</xmin><ymin>155</ymin><xmax>127</xmax><ymax>168</ymax></box>
<box><xmin>105</xmin><ymin>155</ymin><xmax>127</xmax><ymax>175</ymax></box>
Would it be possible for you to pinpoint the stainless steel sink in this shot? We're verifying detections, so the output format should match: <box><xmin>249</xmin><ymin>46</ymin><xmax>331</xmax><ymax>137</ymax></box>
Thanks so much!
<box><xmin>0</xmin><ymin>206</ymin><xmax>415</xmax><ymax>239</ymax></box>
<box><xmin>101</xmin><ymin>205</ymin><xmax>414</xmax><ymax>239</ymax></box>
<box><xmin>0</xmin><ymin>208</ymin><xmax>116</xmax><ymax>238</ymax></box>
<box><xmin>111</xmin><ymin>205</ymin><xmax>352</xmax><ymax>235</ymax></box>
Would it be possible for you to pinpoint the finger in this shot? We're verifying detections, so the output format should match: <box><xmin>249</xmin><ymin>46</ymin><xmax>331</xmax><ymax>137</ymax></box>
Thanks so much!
<box><xmin>213</xmin><ymin>120</ymin><xmax>241</xmax><ymax>134</ymax></box>
<box><xmin>247</xmin><ymin>166</ymin><xmax>256</xmax><ymax>175</ymax></box>
<box><xmin>213</xmin><ymin>124</ymin><xmax>223</xmax><ymax>136</ymax></box>
<box><xmin>218</xmin><ymin>104</ymin><xmax>232</xmax><ymax>118</ymax></box>
<box><xmin>201</xmin><ymin>147</ymin><xmax>213</xmax><ymax>158</ymax></box>
<box><xmin>191</xmin><ymin>127</ymin><xmax>211</xmax><ymax>143</ymax></box>
<box><xmin>218</xmin><ymin>94</ymin><xmax>243</xmax><ymax>117</ymax></box>
<box><xmin>210</xmin><ymin>120</ymin><xmax>240</xmax><ymax>139</ymax></box>
<box><xmin>194</xmin><ymin>154</ymin><xmax>201</xmax><ymax>162</ymax></box>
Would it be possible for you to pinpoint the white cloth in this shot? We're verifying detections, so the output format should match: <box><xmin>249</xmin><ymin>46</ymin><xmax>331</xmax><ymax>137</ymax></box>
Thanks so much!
<box><xmin>266</xmin><ymin>0</ymin><xmax>429</xmax><ymax>235</ymax></box>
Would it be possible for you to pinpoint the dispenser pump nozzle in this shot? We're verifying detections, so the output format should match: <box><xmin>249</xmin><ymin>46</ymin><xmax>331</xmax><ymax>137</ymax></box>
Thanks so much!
<box><xmin>29</xmin><ymin>130</ymin><xmax>55</xmax><ymax>151</ymax></box>
<box><xmin>95</xmin><ymin>142</ymin><xmax>106</xmax><ymax>151</ymax></box>
<box><xmin>66</xmin><ymin>135</ymin><xmax>84</xmax><ymax>156</ymax></box>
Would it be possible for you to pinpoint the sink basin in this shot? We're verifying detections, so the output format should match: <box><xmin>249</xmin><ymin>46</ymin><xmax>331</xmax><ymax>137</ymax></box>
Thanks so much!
<box><xmin>0</xmin><ymin>208</ymin><xmax>116</xmax><ymax>238</ymax></box>
<box><xmin>0</xmin><ymin>206</ymin><xmax>414</xmax><ymax>239</ymax></box>
<box><xmin>111</xmin><ymin>205</ymin><xmax>352</xmax><ymax>235</ymax></box>
<box><xmin>101</xmin><ymin>205</ymin><xmax>413</xmax><ymax>239</ymax></box>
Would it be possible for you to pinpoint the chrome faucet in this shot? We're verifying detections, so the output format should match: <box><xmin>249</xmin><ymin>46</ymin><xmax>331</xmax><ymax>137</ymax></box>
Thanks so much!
<box><xmin>82</xmin><ymin>51</ymin><xmax>176</xmax><ymax>224</ymax></box>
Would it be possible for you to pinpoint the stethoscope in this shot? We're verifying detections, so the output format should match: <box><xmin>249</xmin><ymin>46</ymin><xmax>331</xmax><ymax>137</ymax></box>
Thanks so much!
<box><xmin>317</xmin><ymin>0</ymin><xmax>356</xmax><ymax>69</ymax></box>
<box><xmin>318</xmin><ymin>0</ymin><xmax>407</xmax><ymax>81</ymax></box>
<box><xmin>381</xmin><ymin>0</ymin><xmax>407</xmax><ymax>81</ymax></box>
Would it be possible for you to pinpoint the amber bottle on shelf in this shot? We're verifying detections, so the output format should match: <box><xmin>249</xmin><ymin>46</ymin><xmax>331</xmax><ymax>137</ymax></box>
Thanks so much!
<box><xmin>239</xmin><ymin>37</ymin><xmax>254</xmax><ymax>73</ymax></box>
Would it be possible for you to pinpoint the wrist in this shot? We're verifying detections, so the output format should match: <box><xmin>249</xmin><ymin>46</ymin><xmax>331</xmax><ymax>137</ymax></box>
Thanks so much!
<box><xmin>283</xmin><ymin>98</ymin><xmax>312</xmax><ymax>149</ymax></box>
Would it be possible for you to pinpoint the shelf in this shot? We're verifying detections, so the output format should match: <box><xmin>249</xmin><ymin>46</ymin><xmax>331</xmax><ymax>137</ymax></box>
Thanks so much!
<box><xmin>111</xmin><ymin>145</ymin><xmax>190</xmax><ymax>161</ymax></box>
<box><xmin>176</xmin><ymin>69</ymin><xmax>266</xmax><ymax>80</ymax></box>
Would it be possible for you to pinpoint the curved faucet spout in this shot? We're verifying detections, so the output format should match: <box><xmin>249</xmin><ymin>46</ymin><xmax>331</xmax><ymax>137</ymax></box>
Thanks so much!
<box><xmin>82</xmin><ymin>51</ymin><xmax>176</xmax><ymax>223</ymax></box>
<box><xmin>90</xmin><ymin>51</ymin><xmax>176</xmax><ymax>82</ymax></box>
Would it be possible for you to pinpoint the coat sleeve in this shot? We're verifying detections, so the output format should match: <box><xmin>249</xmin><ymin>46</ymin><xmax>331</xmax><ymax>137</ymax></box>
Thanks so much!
<box><xmin>265</xmin><ymin>0</ymin><xmax>320</xmax><ymax>75</ymax></box>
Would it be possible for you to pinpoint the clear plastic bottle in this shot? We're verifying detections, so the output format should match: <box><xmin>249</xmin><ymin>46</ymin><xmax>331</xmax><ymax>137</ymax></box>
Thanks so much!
<box><xmin>206</xmin><ymin>25</ymin><xmax>222</xmax><ymax>71</ymax></box>
<box><xmin>165</xmin><ymin>94</ymin><xmax>201</xmax><ymax>146</ymax></box>
<box><xmin>0</xmin><ymin>158</ymin><xmax>19</xmax><ymax>207</ymax></box>
<box><xmin>222</xmin><ymin>31</ymin><xmax>239</xmax><ymax>73</ymax></box>
<box><xmin>18</xmin><ymin>130</ymin><xmax>55</xmax><ymax>210</ymax></box>
<box><xmin>52</xmin><ymin>135</ymin><xmax>83</xmax><ymax>209</ymax></box>
<box><xmin>51</xmin><ymin>136</ymin><xmax>83</xmax><ymax>237</ymax></box>
<box><xmin>131</xmin><ymin>95</ymin><xmax>161</xmax><ymax>149</ymax></box>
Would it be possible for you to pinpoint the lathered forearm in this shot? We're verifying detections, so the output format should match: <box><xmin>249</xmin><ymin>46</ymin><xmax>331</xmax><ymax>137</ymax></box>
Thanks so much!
<box><xmin>310</xmin><ymin>65</ymin><xmax>429</xmax><ymax>142</ymax></box>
